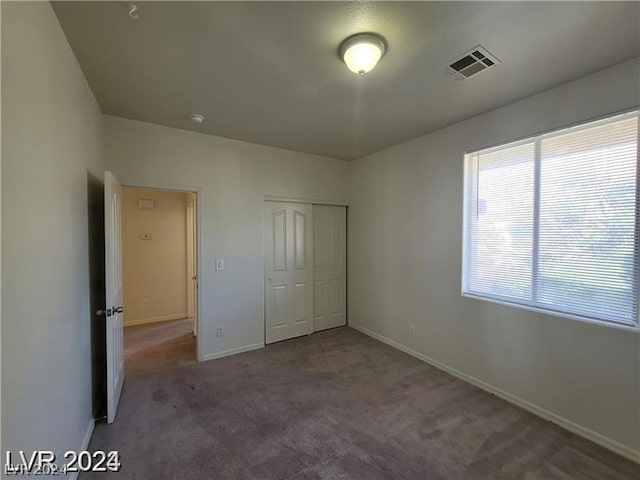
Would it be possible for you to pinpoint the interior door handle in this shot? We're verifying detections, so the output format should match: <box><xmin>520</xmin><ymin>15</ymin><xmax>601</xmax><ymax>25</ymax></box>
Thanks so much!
<box><xmin>114</xmin><ymin>306</ymin><xmax>124</xmax><ymax>314</ymax></box>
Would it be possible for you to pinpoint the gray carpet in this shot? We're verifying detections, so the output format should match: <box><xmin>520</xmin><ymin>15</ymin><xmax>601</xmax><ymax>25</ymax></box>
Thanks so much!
<box><xmin>84</xmin><ymin>326</ymin><xmax>638</xmax><ymax>479</ymax></box>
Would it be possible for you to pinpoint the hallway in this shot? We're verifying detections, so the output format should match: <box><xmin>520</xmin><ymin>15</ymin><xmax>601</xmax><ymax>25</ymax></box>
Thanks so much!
<box><xmin>124</xmin><ymin>318</ymin><xmax>196</xmax><ymax>377</ymax></box>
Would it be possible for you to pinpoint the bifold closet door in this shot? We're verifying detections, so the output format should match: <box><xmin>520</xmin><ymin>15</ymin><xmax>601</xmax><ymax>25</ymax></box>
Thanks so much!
<box><xmin>264</xmin><ymin>202</ymin><xmax>313</xmax><ymax>344</ymax></box>
<box><xmin>313</xmin><ymin>205</ymin><xmax>346</xmax><ymax>331</ymax></box>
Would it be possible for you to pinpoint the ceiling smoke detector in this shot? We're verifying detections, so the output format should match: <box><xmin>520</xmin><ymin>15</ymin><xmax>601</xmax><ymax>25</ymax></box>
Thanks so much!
<box><xmin>188</xmin><ymin>113</ymin><xmax>205</xmax><ymax>124</ymax></box>
<box><xmin>441</xmin><ymin>45</ymin><xmax>500</xmax><ymax>81</ymax></box>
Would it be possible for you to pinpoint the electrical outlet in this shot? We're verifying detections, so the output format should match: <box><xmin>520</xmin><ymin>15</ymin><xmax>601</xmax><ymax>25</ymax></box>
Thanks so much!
<box><xmin>216</xmin><ymin>327</ymin><xmax>223</xmax><ymax>337</ymax></box>
<box><xmin>409</xmin><ymin>325</ymin><xmax>416</xmax><ymax>337</ymax></box>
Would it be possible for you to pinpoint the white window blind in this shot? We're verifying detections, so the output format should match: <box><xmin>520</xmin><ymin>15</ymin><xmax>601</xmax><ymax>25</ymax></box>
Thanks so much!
<box><xmin>463</xmin><ymin>111</ymin><xmax>639</xmax><ymax>326</ymax></box>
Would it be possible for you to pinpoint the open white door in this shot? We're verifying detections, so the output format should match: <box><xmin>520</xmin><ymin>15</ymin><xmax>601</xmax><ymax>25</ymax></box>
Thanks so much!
<box><xmin>186</xmin><ymin>193</ymin><xmax>198</xmax><ymax>336</ymax></box>
<box><xmin>104</xmin><ymin>171</ymin><xmax>124</xmax><ymax>424</ymax></box>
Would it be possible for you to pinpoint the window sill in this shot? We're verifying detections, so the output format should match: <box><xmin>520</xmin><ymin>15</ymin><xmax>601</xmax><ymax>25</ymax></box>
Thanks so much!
<box><xmin>461</xmin><ymin>293</ymin><xmax>640</xmax><ymax>333</ymax></box>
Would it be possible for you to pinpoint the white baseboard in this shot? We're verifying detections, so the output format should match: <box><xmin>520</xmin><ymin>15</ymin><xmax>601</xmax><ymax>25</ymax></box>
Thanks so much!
<box><xmin>80</xmin><ymin>417</ymin><xmax>95</xmax><ymax>451</ymax></box>
<box><xmin>123</xmin><ymin>313</ymin><xmax>187</xmax><ymax>327</ymax></box>
<box><xmin>201</xmin><ymin>343</ymin><xmax>264</xmax><ymax>362</ymax></box>
<box><xmin>67</xmin><ymin>418</ymin><xmax>95</xmax><ymax>480</ymax></box>
<box><xmin>349</xmin><ymin>323</ymin><xmax>640</xmax><ymax>463</ymax></box>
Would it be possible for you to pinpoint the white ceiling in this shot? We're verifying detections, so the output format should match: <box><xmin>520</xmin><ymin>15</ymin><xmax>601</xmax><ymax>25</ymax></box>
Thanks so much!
<box><xmin>52</xmin><ymin>1</ymin><xmax>640</xmax><ymax>160</ymax></box>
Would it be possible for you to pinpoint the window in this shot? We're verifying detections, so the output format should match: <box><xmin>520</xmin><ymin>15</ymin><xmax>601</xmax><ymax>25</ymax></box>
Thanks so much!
<box><xmin>462</xmin><ymin>111</ymin><xmax>639</xmax><ymax>327</ymax></box>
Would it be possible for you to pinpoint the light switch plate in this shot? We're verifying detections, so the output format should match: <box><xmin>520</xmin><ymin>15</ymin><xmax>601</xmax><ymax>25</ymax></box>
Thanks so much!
<box><xmin>215</xmin><ymin>259</ymin><xmax>224</xmax><ymax>271</ymax></box>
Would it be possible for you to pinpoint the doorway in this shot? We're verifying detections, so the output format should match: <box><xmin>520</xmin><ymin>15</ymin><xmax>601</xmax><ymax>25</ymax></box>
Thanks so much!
<box><xmin>264</xmin><ymin>201</ymin><xmax>347</xmax><ymax>344</ymax></box>
<box><xmin>120</xmin><ymin>186</ymin><xmax>199</xmax><ymax>375</ymax></box>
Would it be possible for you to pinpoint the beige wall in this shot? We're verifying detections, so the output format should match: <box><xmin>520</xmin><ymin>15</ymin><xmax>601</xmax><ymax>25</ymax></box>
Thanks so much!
<box><xmin>348</xmin><ymin>58</ymin><xmax>640</xmax><ymax>459</ymax></box>
<box><xmin>103</xmin><ymin>115</ymin><xmax>350</xmax><ymax>361</ymax></box>
<box><xmin>2</xmin><ymin>1</ymin><xmax>103</xmax><ymax>460</ymax></box>
<box><xmin>122</xmin><ymin>187</ymin><xmax>188</xmax><ymax>326</ymax></box>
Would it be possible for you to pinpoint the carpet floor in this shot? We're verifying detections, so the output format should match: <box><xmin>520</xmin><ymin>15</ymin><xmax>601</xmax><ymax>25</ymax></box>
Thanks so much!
<box><xmin>84</xmin><ymin>326</ymin><xmax>638</xmax><ymax>479</ymax></box>
<box><xmin>123</xmin><ymin>318</ymin><xmax>197</xmax><ymax>376</ymax></box>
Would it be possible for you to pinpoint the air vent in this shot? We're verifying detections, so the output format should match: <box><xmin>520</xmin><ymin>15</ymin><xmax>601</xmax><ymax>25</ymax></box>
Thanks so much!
<box><xmin>441</xmin><ymin>45</ymin><xmax>500</xmax><ymax>81</ymax></box>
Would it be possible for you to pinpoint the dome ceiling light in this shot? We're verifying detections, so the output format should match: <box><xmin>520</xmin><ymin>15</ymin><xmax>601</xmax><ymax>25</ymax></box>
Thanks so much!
<box><xmin>339</xmin><ymin>32</ymin><xmax>387</xmax><ymax>75</ymax></box>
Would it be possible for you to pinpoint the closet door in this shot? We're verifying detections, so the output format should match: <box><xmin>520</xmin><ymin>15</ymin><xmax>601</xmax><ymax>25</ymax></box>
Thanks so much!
<box><xmin>264</xmin><ymin>202</ymin><xmax>313</xmax><ymax>344</ymax></box>
<box><xmin>313</xmin><ymin>205</ymin><xmax>346</xmax><ymax>331</ymax></box>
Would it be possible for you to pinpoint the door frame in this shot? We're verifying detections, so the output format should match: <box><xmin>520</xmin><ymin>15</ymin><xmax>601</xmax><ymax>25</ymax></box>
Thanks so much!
<box><xmin>264</xmin><ymin>195</ymin><xmax>348</xmax><ymax>207</ymax></box>
<box><xmin>121</xmin><ymin>180</ymin><xmax>204</xmax><ymax>362</ymax></box>
<box><xmin>262</xmin><ymin>195</ymin><xmax>349</xmax><ymax>344</ymax></box>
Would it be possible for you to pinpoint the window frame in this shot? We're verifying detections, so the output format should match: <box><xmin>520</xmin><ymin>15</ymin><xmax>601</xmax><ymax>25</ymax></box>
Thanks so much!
<box><xmin>461</xmin><ymin>108</ymin><xmax>640</xmax><ymax>331</ymax></box>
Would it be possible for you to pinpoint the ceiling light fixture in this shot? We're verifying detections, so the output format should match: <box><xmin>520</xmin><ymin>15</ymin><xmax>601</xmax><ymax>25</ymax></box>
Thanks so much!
<box><xmin>339</xmin><ymin>33</ymin><xmax>387</xmax><ymax>75</ymax></box>
<box><xmin>188</xmin><ymin>113</ymin><xmax>205</xmax><ymax>124</ymax></box>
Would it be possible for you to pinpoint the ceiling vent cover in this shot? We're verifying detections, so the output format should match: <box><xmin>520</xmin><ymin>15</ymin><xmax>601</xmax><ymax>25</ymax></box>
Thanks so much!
<box><xmin>441</xmin><ymin>45</ymin><xmax>500</xmax><ymax>81</ymax></box>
